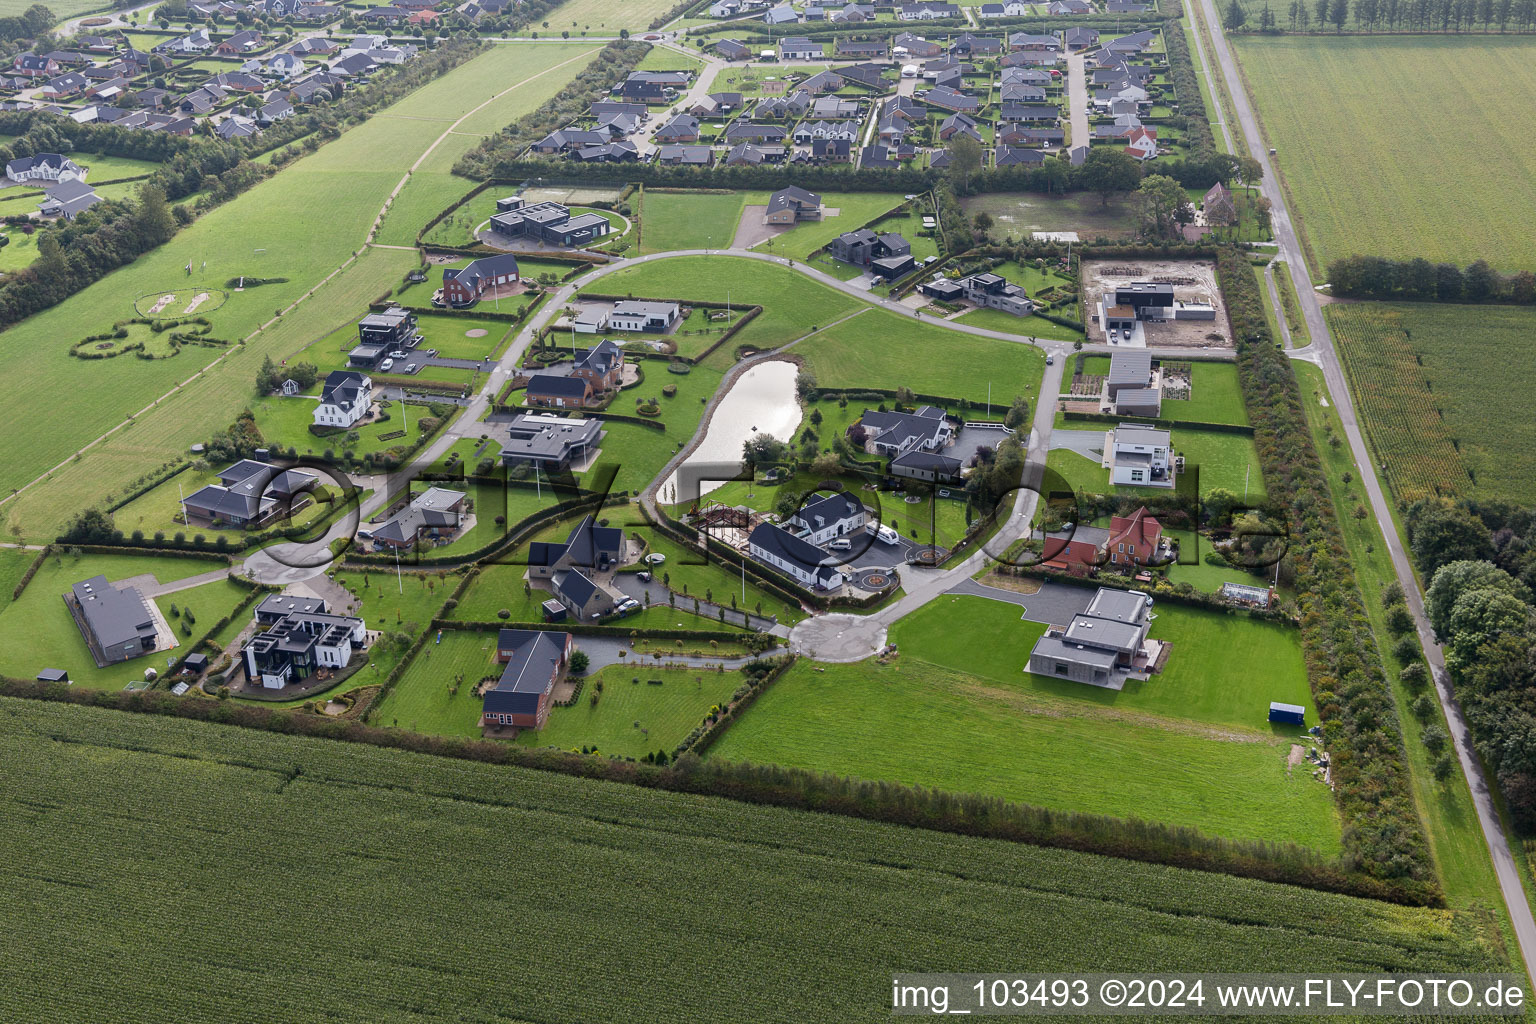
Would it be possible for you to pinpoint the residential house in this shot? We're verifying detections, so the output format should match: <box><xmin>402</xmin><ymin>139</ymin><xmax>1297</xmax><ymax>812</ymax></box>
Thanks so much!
<box><xmin>1106</xmin><ymin>350</ymin><xmax>1159</xmax><ymax>415</ymax></box>
<box><xmin>762</xmin><ymin>4</ymin><xmax>799</xmax><ymax>22</ymax></box>
<box><xmin>498</xmin><ymin>413</ymin><xmax>604</xmax><ymax>470</ymax></box>
<box><xmin>348</xmin><ymin>305</ymin><xmax>420</xmax><ymax>368</ymax></box>
<box><xmin>6</xmin><ymin>153</ymin><xmax>83</xmax><ymax>183</ymax></box>
<box><xmin>828</xmin><ymin>228</ymin><xmax>911</xmax><ymax>270</ymax></box>
<box><xmin>801</xmin><ymin>69</ymin><xmax>845</xmax><ymax>94</ymax></box>
<box><xmin>358</xmin><ymin>487</ymin><xmax>467</xmax><ymax>550</ymax></box>
<box><xmin>257</xmin><ymin>98</ymin><xmax>295</xmax><ymax>125</ymax></box>
<box><xmin>779</xmin><ymin>36</ymin><xmax>821</xmax><ymax>59</ymax></box>
<box><xmin>1027</xmin><ymin>587</ymin><xmax>1155</xmax><ymax>686</ymax></box>
<box><xmin>215</xmin><ymin>30</ymin><xmax>263</xmax><ymax>55</ymax></box>
<box><xmin>995</xmin><ymin>144</ymin><xmax>1048</xmax><ymax>166</ymax></box>
<box><xmin>959</xmin><ymin>272</ymin><xmax>1033</xmax><ymax>314</ymax></box>
<box><xmin>787</xmin><ymin>491</ymin><xmax>866</xmax><ymax>545</ymax></box>
<box><xmin>899</xmin><ymin>1</ymin><xmax>961</xmax><ymax>18</ymax></box>
<box><xmin>812</xmin><ymin>138</ymin><xmax>852</xmax><ymax>161</ymax></box>
<box><xmin>950</xmin><ymin>32</ymin><xmax>1001</xmax><ymax>55</ymax></box>
<box><xmin>613</xmin><ymin>70</ymin><xmax>689</xmax><ymax>102</ymax></box>
<box><xmin>1104</xmin><ymin>29</ymin><xmax>1157</xmax><ymax>54</ymax></box>
<box><xmin>569</xmin><ymin>339</ymin><xmax>625</xmax><ymax>393</ymax></box>
<box><xmin>748</xmin><ymin>523</ymin><xmax>846</xmax><ymax>590</ymax></box>
<box><xmin>1009</xmin><ymin>32</ymin><xmax>1062</xmax><ymax>51</ymax></box>
<box><xmin>1063</xmin><ymin>26</ymin><xmax>1099</xmax><ymax>48</ymax></box>
<box><xmin>764</xmin><ymin>185</ymin><xmax>823</xmax><ymax>224</ymax></box>
<box><xmin>890</xmin><ymin>449</ymin><xmax>964</xmax><ymax>484</ymax></box>
<box><xmin>656</xmin><ymin>144</ymin><xmax>712</xmax><ymax>166</ymax></box>
<box><xmin>938</xmin><ymin>111</ymin><xmax>981</xmax><ymax>142</ymax></box>
<box><xmin>40</xmin><ymin>71</ymin><xmax>89</xmax><ymax>98</ymax></box>
<box><xmin>609</xmin><ymin>300</ymin><xmax>680</xmax><ymax>332</ymax></box>
<box><xmin>832</xmin><ymin>4</ymin><xmax>876</xmax><ymax>21</ymax></box>
<box><xmin>1046</xmin><ymin>0</ymin><xmax>1094</xmax><ymax>12</ymax></box>
<box><xmin>726</xmin><ymin>121</ymin><xmax>788</xmax><ymax>143</ymax></box>
<box><xmin>180</xmin><ymin>459</ymin><xmax>318</xmax><ymax>529</ymax></box>
<box><xmin>481</xmin><ymin>629</ymin><xmax>571</xmax><ymax>731</ymax></box>
<box><xmin>1203</xmin><ymin>180</ymin><xmax>1236</xmax><ymax>226</ymax></box>
<box><xmin>65</xmin><ymin>576</ymin><xmax>158</xmax><ymax>667</ymax></box>
<box><xmin>854</xmin><ymin>405</ymin><xmax>952</xmax><ymax>457</ymax></box>
<box><xmin>573</xmin><ymin>142</ymin><xmax>638</xmax><ymax>163</ymax></box>
<box><xmin>242</xmin><ymin>602</ymin><xmax>366</xmax><ymax>689</ymax></box>
<box><xmin>714</xmin><ymin>38</ymin><xmax>751</xmax><ymax>60</ymax></box>
<box><xmin>439</xmin><ymin>252</ymin><xmax>521</xmax><ymax>308</ymax></box>
<box><xmin>835</xmin><ymin>38</ymin><xmax>885</xmax><ymax>57</ymax></box>
<box><xmin>1106</xmin><ymin>422</ymin><xmax>1175</xmax><ymax>487</ymax></box>
<box><xmin>315</xmin><ymin>370</ymin><xmax>373</xmax><ymax>428</ymax></box>
<box><xmin>1125</xmin><ymin>126</ymin><xmax>1158</xmax><ymax>160</ymax></box>
<box><xmin>892</xmin><ymin>32</ymin><xmax>942</xmax><ymax>56</ymax></box>
<box><xmin>216</xmin><ymin>117</ymin><xmax>258</xmax><ymax>140</ymax></box>
<box><xmin>653</xmin><ymin>113</ymin><xmax>701</xmax><ymax>143</ymax></box>
<box><xmin>12</xmin><ymin>53</ymin><xmax>60</xmax><ymax>77</ymax></box>
<box><xmin>920</xmin><ymin>85</ymin><xmax>978</xmax><ymax>113</ymax></box>
<box><xmin>525</xmin><ymin>375</ymin><xmax>593</xmax><ymax>409</ymax></box>
<box><xmin>835</xmin><ymin>61</ymin><xmax>888</xmax><ymax>89</ymax></box>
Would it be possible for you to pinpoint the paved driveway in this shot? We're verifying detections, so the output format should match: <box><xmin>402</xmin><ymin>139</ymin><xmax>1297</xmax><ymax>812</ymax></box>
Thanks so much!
<box><xmin>1049</xmin><ymin>428</ymin><xmax>1105</xmax><ymax>459</ymax></box>
<box><xmin>945</xmin><ymin>576</ymin><xmax>1094</xmax><ymax>626</ymax></box>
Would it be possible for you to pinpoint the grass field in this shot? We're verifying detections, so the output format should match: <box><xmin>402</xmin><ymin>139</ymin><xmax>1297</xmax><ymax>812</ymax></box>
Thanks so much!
<box><xmin>959</xmin><ymin>192</ymin><xmax>1139</xmax><ymax>240</ymax></box>
<box><xmin>747</xmin><ymin>192</ymin><xmax>910</xmax><ymax>258</ymax></box>
<box><xmin>1327</xmin><ymin>301</ymin><xmax>1536</xmax><ymax>505</ymax></box>
<box><xmin>581</xmin><ymin>255</ymin><xmax>864</xmax><ymax>358</ymax></box>
<box><xmin>0</xmin><ymin>697</ymin><xmax>1506</xmax><ymax>1022</ymax></box>
<box><xmin>0</xmin><ymin>551</ymin><xmax>243</xmax><ymax>689</ymax></box>
<box><xmin>1234</xmin><ymin>35</ymin><xmax>1536</xmax><ymax>272</ymax></box>
<box><xmin>540</xmin><ymin>0</ymin><xmax>683</xmax><ymax>32</ymax></box>
<box><xmin>638</xmin><ymin>189</ymin><xmax>747</xmax><ymax>252</ymax></box>
<box><xmin>517</xmin><ymin>663</ymin><xmax>742</xmax><ymax>757</ymax></box>
<box><xmin>793</xmin><ymin>308</ymin><xmax>1047</xmax><ymax>405</ymax></box>
<box><xmin>715</xmin><ymin>595</ymin><xmax>1339</xmax><ymax>851</ymax></box>
<box><xmin>1070</xmin><ymin>356</ymin><xmax>1250</xmax><ymax>427</ymax></box>
<box><xmin>0</xmin><ymin>45</ymin><xmax>595</xmax><ymax>542</ymax></box>
<box><xmin>954</xmin><ymin>306</ymin><xmax>1087</xmax><ymax>343</ymax></box>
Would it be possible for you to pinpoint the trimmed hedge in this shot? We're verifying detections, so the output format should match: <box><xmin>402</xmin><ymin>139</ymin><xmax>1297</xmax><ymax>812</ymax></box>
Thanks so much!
<box><xmin>1060</xmin><ymin>410</ymin><xmax>1256</xmax><ymax>436</ymax></box>
<box><xmin>10</xmin><ymin>546</ymin><xmax>50</xmax><ymax>601</ymax></box>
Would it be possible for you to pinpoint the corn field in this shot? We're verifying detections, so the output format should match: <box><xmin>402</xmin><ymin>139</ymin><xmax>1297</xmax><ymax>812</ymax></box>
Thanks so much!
<box><xmin>1327</xmin><ymin>305</ymin><xmax>1472</xmax><ymax>501</ymax></box>
<box><xmin>0</xmin><ymin>697</ymin><xmax>1509</xmax><ymax>1023</ymax></box>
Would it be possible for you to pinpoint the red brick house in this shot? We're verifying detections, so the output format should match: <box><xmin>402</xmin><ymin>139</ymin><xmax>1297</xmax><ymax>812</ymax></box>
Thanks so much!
<box><xmin>482</xmin><ymin>629</ymin><xmax>571</xmax><ymax>731</ymax></box>
<box><xmin>1039</xmin><ymin>505</ymin><xmax>1166</xmax><ymax>570</ymax></box>
<box><xmin>569</xmin><ymin>339</ymin><xmax>625</xmax><ymax>393</ymax></box>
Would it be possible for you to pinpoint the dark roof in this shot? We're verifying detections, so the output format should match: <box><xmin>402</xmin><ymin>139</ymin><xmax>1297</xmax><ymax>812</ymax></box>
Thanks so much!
<box><xmin>891</xmin><ymin>449</ymin><xmax>964</xmax><ymax>474</ymax></box>
<box><xmin>485</xmin><ymin>629</ymin><xmax>567</xmax><ymax>714</ymax></box>
<box><xmin>749</xmin><ymin>522</ymin><xmax>830</xmax><ymax>571</ymax></box>
<box><xmin>1108</xmin><ymin>350</ymin><xmax>1153</xmax><ymax>388</ymax></box>
<box><xmin>562</xmin><ymin>514</ymin><xmax>623</xmax><ymax>567</ymax></box>
<box><xmin>791</xmin><ymin>491</ymin><xmax>863</xmax><ymax>531</ymax></box>
<box><xmin>526</xmin><ymin>374</ymin><xmax>590</xmax><ymax>399</ymax></box>
<box><xmin>553</xmin><ymin>567</ymin><xmax>600</xmax><ymax>608</ymax></box>
<box><xmin>70</xmin><ymin>575</ymin><xmax>155</xmax><ymax>651</ymax></box>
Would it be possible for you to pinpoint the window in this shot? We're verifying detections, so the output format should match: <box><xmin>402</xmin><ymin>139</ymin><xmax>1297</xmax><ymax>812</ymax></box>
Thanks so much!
<box><xmin>1054</xmin><ymin>661</ymin><xmax>1069</xmax><ymax>675</ymax></box>
<box><xmin>1117</xmin><ymin>542</ymin><xmax>1124</xmax><ymax>553</ymax></box>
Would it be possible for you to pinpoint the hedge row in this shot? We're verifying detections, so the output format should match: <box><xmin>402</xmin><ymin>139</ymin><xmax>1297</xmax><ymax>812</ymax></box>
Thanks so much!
<box><xmin>1060</xmin><ymin>410</ymin><xmax>1256</xmax><ymax>436</ymax></box>
<box><xmin>1215</xmin><ymin>245</ymin><xmax>1434</xmax><ymax>888</ymax></box>
<box><xmin>676</xmin><ymin>653</ymin><xmax>797</xmax><ymax>757</ymax></box>
<box><xmin>105</xmin><ymin>461</ymin><xmax>192</xmax><ymax>515</ymax></box>
<box><xmin>434</xmin><ymin>619</ymin><xmax>753</xmax><ymax>643</ymax></box>
<box><xmin>0</xmin><ymin>678</ymin><xmax>1441</xmax><ymax>906</ymax></box>
<box><xmin>10</xmin><ymin>546</ymin><xmax>51</xmax><ymax>602</ymax></box>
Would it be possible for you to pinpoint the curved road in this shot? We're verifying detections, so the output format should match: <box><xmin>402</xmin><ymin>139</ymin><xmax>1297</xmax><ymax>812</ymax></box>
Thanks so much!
<box><xmin>1191</xmin><ymin>0</ymin><xmax>1536</xmax><ymax>984</ymax></box>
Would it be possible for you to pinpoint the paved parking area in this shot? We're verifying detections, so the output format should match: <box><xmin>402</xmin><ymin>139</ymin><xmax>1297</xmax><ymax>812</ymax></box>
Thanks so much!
<box><xmin>945</xmin><ymin>577</ymin><xmax>1095</xmax><ymax>626</ymax></box>
<box><xmin>1049</xmin><ymin>428</ymin><xmax>1106</xmax><ymax>459</ymax></box>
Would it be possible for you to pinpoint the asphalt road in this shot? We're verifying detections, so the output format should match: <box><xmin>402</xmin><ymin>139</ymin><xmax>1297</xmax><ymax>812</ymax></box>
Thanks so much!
<box><xmin>1192</xmin><ymin>0</ymin><xmax>1536</xmax><ymax>984</ymax></box>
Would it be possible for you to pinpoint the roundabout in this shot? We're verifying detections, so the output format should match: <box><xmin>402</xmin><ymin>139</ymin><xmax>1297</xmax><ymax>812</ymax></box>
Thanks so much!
<box><xmin>850</xmin><ymin>566</ymin><xmax>897</xmax><ymax>593</ymax></box>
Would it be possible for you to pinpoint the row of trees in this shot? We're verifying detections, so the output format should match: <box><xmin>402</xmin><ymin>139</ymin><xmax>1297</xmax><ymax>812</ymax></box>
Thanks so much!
<box><xmin>1218</xmin><ymin>247</ymin><xmax>1436</xmax><ymax>890</ymax></box>
<box><xmin>1410</xmin><ymin>499</ymin><xmax>1536</xmax><ymax>827</ymax></box>
<box><xmin>1328</xmin><ymin>254</ymin><xmax>1536</xmax><ymax>303</ymax></box>
<box><xmin>1229</xmin><ymin>0</ymin><xmax>1536</xmax><ymax>31</ymax></box>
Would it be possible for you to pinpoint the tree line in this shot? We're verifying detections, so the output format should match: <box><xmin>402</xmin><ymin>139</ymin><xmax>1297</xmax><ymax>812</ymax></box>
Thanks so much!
<box><xmin>1408</xmin><ymin>499</ymin><xmax>1536</xmax><ymax>828</ymax></box>
<box><xmin>1227</xmin><ymin>0</ymin><xmax>1536</xmax><ymax>31</ymax></box>
<box><xmin>1328</xmin><ymin>254</ymin><xmax>1536</xmax><ymax>303</ymax></box>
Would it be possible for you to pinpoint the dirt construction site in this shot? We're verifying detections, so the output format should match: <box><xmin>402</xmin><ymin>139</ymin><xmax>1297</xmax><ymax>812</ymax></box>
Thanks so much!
<box><xmin>1079</xmin><ymin>259</ymin><xmax>1230</xmax><ymax>349</ymax></box>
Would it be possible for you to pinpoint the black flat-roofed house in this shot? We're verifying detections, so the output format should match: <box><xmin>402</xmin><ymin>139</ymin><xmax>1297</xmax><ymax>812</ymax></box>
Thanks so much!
<box><xmin>64</xmin><ymin>575</ymin><xmax>158</xmax><ymax>667</ymax></box>
<box><xmin>181</xmin><ymin>460</ymin><xmax>318</xmax><ymax>528</ymax></box>
<box><xmin>828</xmin><ymin>228</ymin><xmax>911</xmax><ymax>267</ymax></box>
<box><xmin>488</xmin><ymin>196</ymin><xmax>611</xmax><ymax>248</ymax></box>
<box><xmin>498</xmin><ymin>413</ymin><xmax>604</xmax><ymax>470</ymax></box>
<box><xmin>349</xmin><ymin>305</ymin><xmax>420</xmax><ymax>367</ymax></box>
<box><xmin>1114</xmin><ymin>281</ymin><xmax>1174</xmax><ymax>316</ymax></box>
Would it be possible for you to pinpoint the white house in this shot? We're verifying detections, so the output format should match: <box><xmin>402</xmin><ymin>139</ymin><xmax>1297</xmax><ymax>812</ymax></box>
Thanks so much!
<box><xmin>1106</xmin><ymin>423</ymin><xmax>1175</xmax><ymax>488</ymax></box>
<box><xmin>315</xmin><ymin>369</ymin><xmax>373</xmax><ymax>428</ymax></box>
<box><xmin>748</xmin><ymin>523</ymin><xmax>846</xmax><ymax>590</ymax></box>
<box><xmin>1125</xmin><ymin>127</ymin><xmax>1158</xmax><ymax>161</ymax></box>
<box><xmin>7</xmin><ymin>153</ymin><xmax>83</xmax><ymax>183</ymax></box>
<box><xmin>608</xmin><ymin>300</ymin><xmax>680</xmax><ymax>332</ymax></box>
<box><xmin>787</xmin><ymin>491</ymin><xmax>866</xmax><ymax>545</ymax></box>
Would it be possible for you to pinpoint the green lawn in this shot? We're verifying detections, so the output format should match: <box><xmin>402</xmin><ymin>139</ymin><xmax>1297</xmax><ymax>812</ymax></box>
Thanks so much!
<box><xmin>0</xmin><ymin>551</ymin><xmax>242</xmax><ymax>689</ymax></box>
<box><xmin>715</xmin><ymin>596</ymin><xmax>1339</xmax><ymax>852</ymax></box>
<box><xmin>959</xmin><ymin>192</ymin><xmax>1140</xmax><ymax>241</ymax></box>
<box><xmin>794</xmin><ymin>307</ymin><xmax>1047</xmax><ymax>405</ymax></box>
<box><xmin>370</xmin><ymin>628</ymin><xmax>500</xmax><ymax>735</ymax></box>
<box><xmin>517</xmin><ymin>663</ymin><xmax>742</xmax><ymax>758</ymax></box>
<box><xmin>701</xmin><ymin>470</ymin><xmax>972</xmax><ymax>550</ymax></box>
<box><xmin>0</xmin><ymin>44</ymin><xmax>590</xmax><ymax>543</ymax></box>
<box><xmin>1234</xmin><ymin>35</ymin><xmax>1536</xmax><ymax>272</ymax></box>
<box><xmin>1048</xmin><ymin>427</ymin><xmax>1265</xmax><ymax>500</ymax></box>
<box><xmin>111</xmin><ymin>465</ymin><xmax>341</xmax><ymax>540</ymax></box>
<box><xmin>1166</xmin><ymin>360</ymin><xmax>1250</xmax><ymax>426</ymax></box>
<box><xmin>639</xmin><ymin>189</ymin><xmax>747</xmax><ymax>253</ymax></box>
<box><xmin>955</xmin><ymin>307</ymin><xmax>1086</xmax><ymax>343</ymax></box>
<box><xmin>583</xmin><ymin>255</ymin><xmax>864</xmax><ymax>358</ymax></box>
<box><xmin>0</xmin><ymin>697</ymin><xmax>1504</xmax><ymax>1023</ymax></box>
<box><xmin>745</xmin><ymin>191</ymin><xmax>909</xmax><ymax>258</ymax></box>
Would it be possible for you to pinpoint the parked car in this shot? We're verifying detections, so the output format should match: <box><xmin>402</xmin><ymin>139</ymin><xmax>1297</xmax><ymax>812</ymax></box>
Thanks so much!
<box><xmin>404</xmin><ymin>363</ymin><xmax>417</xmax><ymax>374</ymax></box>
<box><xmin>1045</xmin><ymin>355</ymin><xmax>1054</xmax><ymax>365</ymax></box>
<box><xmin>828</xmin><ymin>538</ymin><xmax>853</xmax><ymax>551</ymax></box>
<box><xmin>637</xmin><ymin>570</ymin><xmax>653</xmax><ymax>583</ymax></box>
<box><xmin>380</xmin><ymin>358</ymin><xmax>394</xmax><ymax>371</ymax></box>
<box><xmin>617</xmin><ymin>598</ymin><xmax>640</xmax><ymax>613</ymax></box>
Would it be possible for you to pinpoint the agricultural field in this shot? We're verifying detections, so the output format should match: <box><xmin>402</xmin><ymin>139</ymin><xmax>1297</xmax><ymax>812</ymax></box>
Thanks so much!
<box><xmin>1233</xmin><ymin>35</ymin><xmax>1536</xmax><ymax>271</ymax></box>
<box><xmin>1328</xmin><ymin>301</ymin><xmax>1536</xmax><ymax>504</ymax></box>
<box><xmin>0</xmin><ymin>551</ymin><xmax>244</xmax><ymax>689</ymax></box>
<box><xmin>714</xmin><ymin>594</ymin><xmax>1339</xmax><ymax>851</ymax></box>
<box><xmin>0</xmin><ymin>44</ymin><xmax>593</xmax><ymax>542</ymax></box>
<box><xmin>959</xmin><ymin>191</ymin><xmax>1140</xmax><ymax>241</ymax></box>
<box><xmin>638</xmin><ymin>189</ymin><xmax>747</xmax><ymax>252</ymax></box>
<box><xmin>540</xmin><ymin>0</ymin><xmax>684</xmax><ymax>32</ymax></box>
<box><xmin>0</xmin><ymin>698</ymin><xmax>1506</xmax><ymax>1022</ymax></box>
